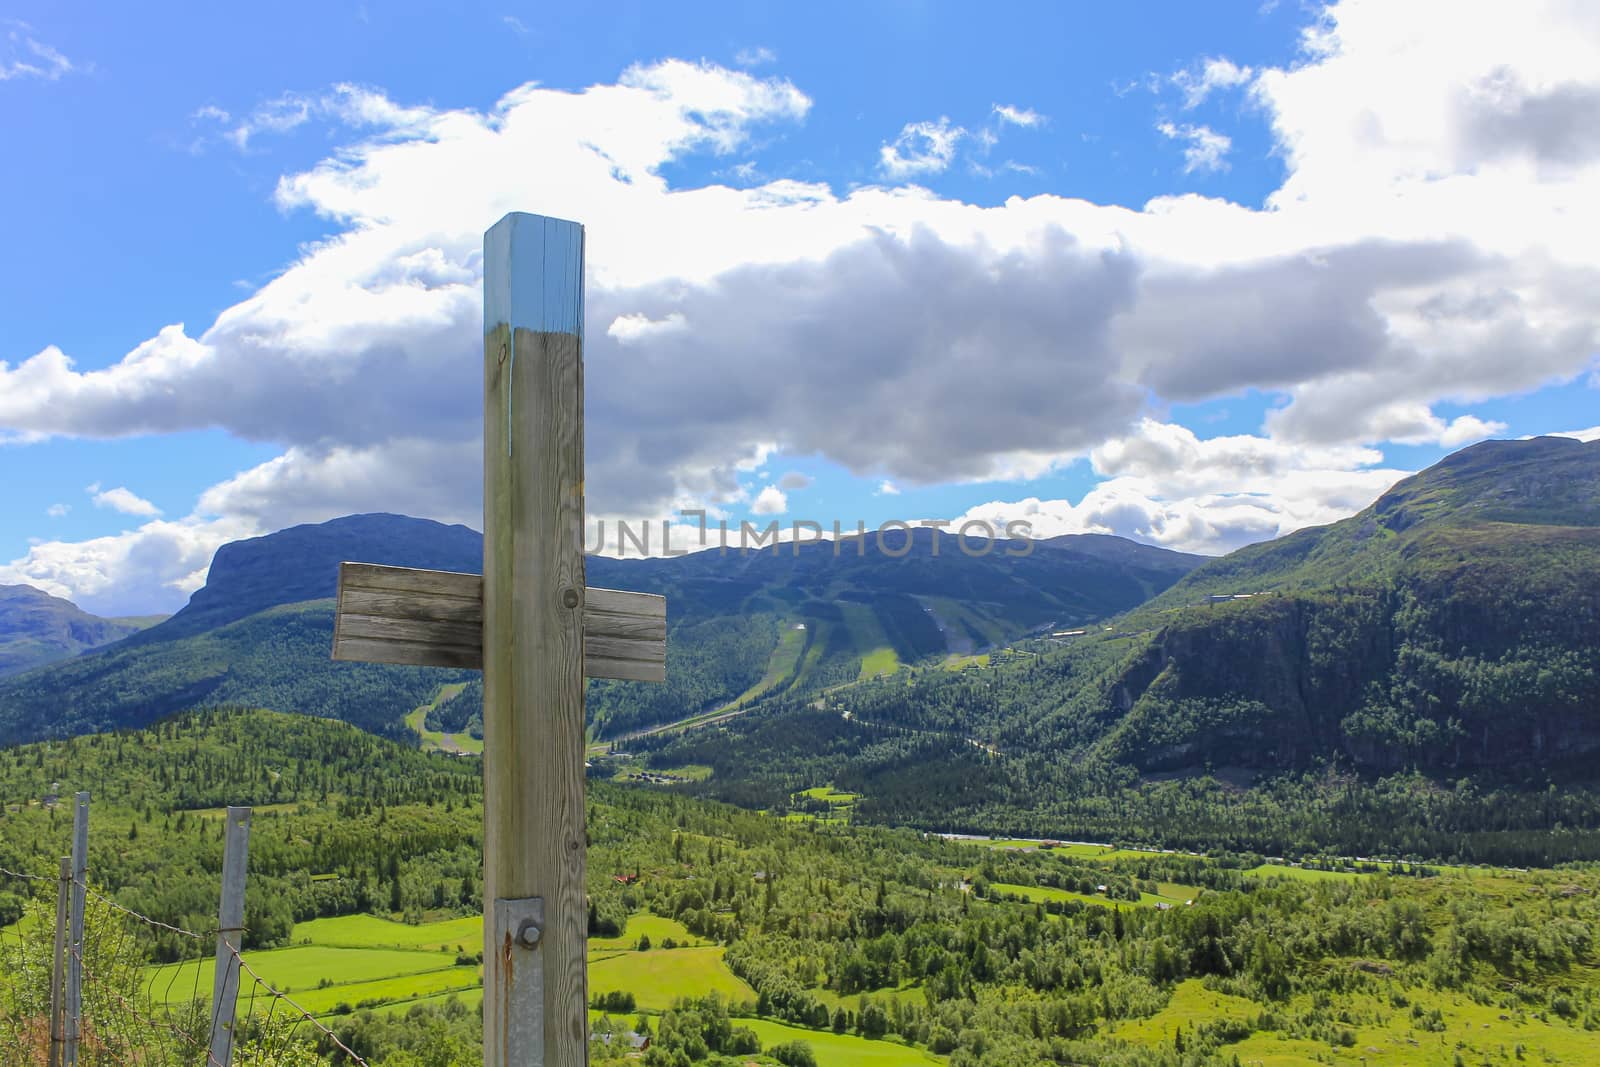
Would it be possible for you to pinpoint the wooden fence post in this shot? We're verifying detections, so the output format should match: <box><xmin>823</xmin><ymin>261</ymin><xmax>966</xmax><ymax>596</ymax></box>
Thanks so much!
<box><xmin>482</xmin><ymin>212</ymin><xmax>589</xmax><ymax>1067</ymax></box>
<box><xmin>48</xmin><ymin>855</ymin><xmax>69</xmax><ymax>1067</ymax></box>
<box><xmin>208</xmin><ymin>806</ymin><xmax>252</xmax><ymax>1067</ymax></box>
<box><xmin>64</xmin><ymin>792</ymin><xmax>88</xmax><ymax>1067</ymax></box>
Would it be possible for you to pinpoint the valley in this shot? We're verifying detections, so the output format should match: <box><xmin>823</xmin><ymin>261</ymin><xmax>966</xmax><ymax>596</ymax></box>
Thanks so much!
<box><xmin>2</xmin><ymin>711</ymin><xmax>1597</xmax><ymax>1067</ymax></box>
<box><xmin>1</xmin><ymin>438</ymin><xmax>1599</xmax><ymax>1066</ymax></box>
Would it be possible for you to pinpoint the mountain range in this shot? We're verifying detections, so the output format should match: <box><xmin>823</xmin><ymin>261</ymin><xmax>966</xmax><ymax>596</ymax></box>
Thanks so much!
<box><xmin>0</xmin><ymin>514</ymin><xmax>1202</xmax><ymax>746</ymax></box>
<box><xmin>0</xmin><ymin>584</ymin><xmax>163</xmax><ymax>677</ymax></box>
<box><xmin>4</xmin><ymin>436</ymin><xmax>1595</xmax><ymax>816</ymax></box>
<box><xmin>642</xmin><ymin>436</ymin><xmax>1600</xmax><ymax>842</ymax></box>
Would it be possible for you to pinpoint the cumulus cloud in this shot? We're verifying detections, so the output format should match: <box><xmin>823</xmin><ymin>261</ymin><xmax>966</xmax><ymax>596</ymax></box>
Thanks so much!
<box><xmin>87</xmin><ymin>484</ymin><xmax>162</xmax><ymax>517</ymax></box>
<box><xmin>956</xmin><ymin>420</ymin><xmax>1409</xmax><ymax>555</ymax></box>
<box><xmin>46</xmin><ymin>503</ymin><xmax>69</xmax><ymax>518</ymax></box>
<box><xmin>0</xmin><ymin>515</ymin><xmax>258</xmax><ymax>615</ymax></box>
<box><xmin>751</xmin><ymin>484</ymin><xmax>787</xmax><ymax>515</ymax></box>
<box><xmin>1171</xmin><ymin>56</ymin><xmax>1254</xmax><ymax>109</ymax></box>
<box><xmin>1157</xmin><ymin>121</ymin><xmax>1232</xmax><ymax>173</ymax></box>
<box><xmin>876</xmin><ymin>481</ymin><xmax>900</xmax><ymax>496</ymax></box>
<box><xmin>6</xmin><ymin>1</ymin><xmax>1600</xmax><ymax>603</ymax></box>
<box><xmin>879</xmin><ymin>118</ymin><xmax>964</xmax><ymax>178</ymax></box>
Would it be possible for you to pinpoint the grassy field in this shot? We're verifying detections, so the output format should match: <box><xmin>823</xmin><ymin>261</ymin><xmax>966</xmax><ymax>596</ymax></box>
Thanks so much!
<box><xmin>144</xmin><ymin>911</ymin><xmax>744</xmax><ymax>1019</ymax></box>
<box><xmin>726</xmin><ymin>624</ymin><xmax>810</xmax><ymax>708</ymax></box>
<box><xmin>402</xmin><ymin>682</ymin><xmax>478</xmax><ymax>755</ymax></box>
<box><xmin>291</xmin><ymin>913</ymin><xmax>481</xmax><ymax>951</ymax></box>
<box><xmin>146</xmin><ymin>944</ymin><xmax>462</xmax><ymax>1006</ymax></box>
<box><xmin>858</xmin><ymin>645</ymin><xmax>902</xmax><ymax>680</ymax></box>
<box><xmin>588</xmin><ymin>913</ymin><xmax>704</xmax><ymax>951</ymax></box>
<box><xmin>742</xmin><ymin>1019</ymin><xmax>946</xmax><ymax>1066</ymax></box>
<box><xmin>988</xmin><ymin>881</ymin><xmax>1201</xmax><ymax>910</ymax></box>
<box><xmin>589</xmin><ymin>946</ymin><xmax>755</xmax><ymax>1010</ymax></box>
<box><xmin>1111</xmin><ymin>977</ymin><xmax>1600</xmax><ymax>1066</ymax></box>
<box><xmin>784</xmin><ymin>785</ymin><xmax>859</xmax><ymax>824</ymax></box>
<box><xmin>1246</xmin><ymin>862</ymin><xmax>1365</xmax><ymax>882</ymax></box>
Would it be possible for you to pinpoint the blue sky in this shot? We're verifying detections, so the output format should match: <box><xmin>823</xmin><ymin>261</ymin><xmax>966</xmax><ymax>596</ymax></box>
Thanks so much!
<box><xmin>2</xmin><ymin>1</ymin><xmax>1598</xmax><ymax>613</ymax></box>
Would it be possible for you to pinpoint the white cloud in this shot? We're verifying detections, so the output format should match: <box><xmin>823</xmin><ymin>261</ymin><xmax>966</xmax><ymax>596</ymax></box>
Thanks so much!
<box><xmin>879</xmin><ymin>117</ymin><xmax>964</xmax><ymax>178</ymax></box>
<box><xmin>1171</xmin><ymin>56</ymin><xmax>1255</xmax><ymax>109</ymax></box>
<box><xmin>1</xmin><ymin>28</ymin><xmax>74</xmax><ymax>82</ymax></box>
<box><xmin>46</xmin><ymin>503</ymin><xmax>69</xmax><ymax>518</ymax></box>
<box><xmin>751</xmin><ymin>484</ymin><xmax>787</xmax><ymax>515</ymax></box>
<box><xmin>876</xmin><ymin>481</ymin><xmax>900</xmax><ymax>496</ymax></box>
<box><xmin>87</xmin><ymin>484</ymin><xmax>162</xmax><ymax>517</ymax></box>
<box><xmin>1157</xmin><ymin>121</ymin><xmax>1233</xmax><ymax>173</ymax></box>
<box><xmin>7</xmin><ymin>3</ymin><xmax>1600</xmax><ymax>603</ymax></box>
<box><xmin>735</xmin><ymin>46</ymin><xmax>777</xmax><ymax>68</ymax></box>
<box><xmin>1547</xmin><ymin>425</ymin><xmax>1600</xmax><ymax>442</ymax></box>
<box><xmin>992</xmin><ymin>104</ymin><xmax>1045</xmax><ymax>128</ymax></box>
<box><xmin>956</xmin><ymin>420</ymin><xmax>1408</xmax><ymax>555</ymax></box>
<box><xmin>0</xmin><ymin>515</ymin><xmax>257</xmax><ymax>615</ymax></box>
<box><xmin>607</xmin><ymin>312</ymin><xmax>688</xmax><ymax>344</ymax></box>
<box><xmin>1437</xmin><ymin>414</ymin><xmax>1508</xmax><ymax>447</ymax></box>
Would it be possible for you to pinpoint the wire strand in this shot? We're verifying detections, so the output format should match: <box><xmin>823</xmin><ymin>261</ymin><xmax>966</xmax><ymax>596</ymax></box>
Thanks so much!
<box><xmin>230</xmin><ymin>946</ymin><xmax>371</xmax><ymax>1066</ymax></box>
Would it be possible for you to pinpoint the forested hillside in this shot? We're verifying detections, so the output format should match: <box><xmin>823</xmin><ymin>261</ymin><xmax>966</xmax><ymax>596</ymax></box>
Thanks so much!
<box><xmin>641</xmin><ymin>438</ymin><xmax>1600</xmax><ymax>865</ymax></box>
<box><xmin>2</xmin><ymin>710</ymin><xmax>1598</xmax><ymax>1067</ymax></box>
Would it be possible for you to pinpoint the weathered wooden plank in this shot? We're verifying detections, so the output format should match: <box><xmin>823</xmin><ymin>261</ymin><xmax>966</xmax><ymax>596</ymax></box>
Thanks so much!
<box><xmin>585</xmin><ymin>608</ymin><xmax>667</xmax><ymax>642</ymax></box>
<box><xmin>587</xmin><ymin>586</ymin><xmax>664</xmax><ymax>617</ymax></box>
<box><xmin>338</xmin><ymin>611</ymin><xmax>482</xmax><ymax>648</ymax></box>
<box><xmin>332</xmin><ymin>635</ymin><xmax>483</xmax><ymax>670</ymax></box>
<box><xmin>584</xmin><ymin>656</ymin><xmax>666</xmax><ymax>684</ymax></box>
<box><xmin>339</xmin><ymin>587</ymin><xmax>482</xmax><ymax>624</ymax></box>
<box><xmin>340</xmin><ymin>562</ymin><xmax>481</xmax><ymax>600</ymax></box>
<box><xmin>332</xmin><ymin>561</ymin><xmax>666</xmax><ymax>677</ymax></box>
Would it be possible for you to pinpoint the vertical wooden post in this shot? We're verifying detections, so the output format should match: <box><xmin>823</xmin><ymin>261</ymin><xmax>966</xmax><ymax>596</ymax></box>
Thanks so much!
<box><xmin>48</xmin><ymin>855</ymin><xmax>69</xmax><ymax>1067</ymax></box>
<box><xmin>64</xmin><ymin>791</ymin><xmax>88</xmax><ymax>1067</ymax></box>
<box><xmin>482</xmin><ymin>212</ymin><xmax>588</xmax><ymax>1067</ymax></box>
<box><xmin>208</xmin><ymin>806</ymin><xmax>252</xmax><ymax>1067</ymax></box>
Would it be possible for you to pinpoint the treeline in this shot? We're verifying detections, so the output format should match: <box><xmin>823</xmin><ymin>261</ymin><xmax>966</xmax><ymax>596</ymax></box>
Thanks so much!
<box><xmin>642</xmin><ymin>698</ymin><xmax>1600</xmax><ymax>866</ymax></box>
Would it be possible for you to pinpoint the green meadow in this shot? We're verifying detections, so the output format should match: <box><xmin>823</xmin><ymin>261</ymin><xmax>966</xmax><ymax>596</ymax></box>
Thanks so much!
<box><xmin>742</xmin><ymin>1019</ymin><xmax>945</xmax><ymax>1066</ymax></box>
<box><xmin>143</xmin><ymin>912</ymin><xmax>745</xmax><ymax>1019</ymax></box>
<box><xmin>402</xmin><ymin>682</ymin><xmax>479</xmax><ymax>755</ymax></box>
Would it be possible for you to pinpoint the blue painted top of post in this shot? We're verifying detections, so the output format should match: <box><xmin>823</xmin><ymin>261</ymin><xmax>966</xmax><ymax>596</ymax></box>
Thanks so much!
<box><xmin>484</xmin><ymin>212</ymin><xmax>585</xmax><ymax>337</ymax></box>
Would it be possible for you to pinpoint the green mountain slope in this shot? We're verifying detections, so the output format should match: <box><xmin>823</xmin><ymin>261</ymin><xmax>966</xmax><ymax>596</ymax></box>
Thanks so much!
<box><xmin>1090</xmin><ymin>436</ymin><xmax>1600</xmax><ymax>772</ymax></box>
<box><xmin>0</xmin><ymin>515</ymin><xmax>1203</xmax><ymax>746</ymax></box>
<box><xmin>0</xmin><ymin>584</ymin><xmax>162</xmax><ymax>677</ymax></box>
<box><xmin>641</xmin><ymin>437</ymin><xmax>1600</xmax><ymax>851</ymax></box>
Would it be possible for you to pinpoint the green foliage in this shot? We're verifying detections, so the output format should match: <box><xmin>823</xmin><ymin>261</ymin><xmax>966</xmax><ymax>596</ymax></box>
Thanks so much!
<box><xmin>0</xmin><ymin>708</ymin><xmax>1598</xmax><ymax>1067</ymax></box>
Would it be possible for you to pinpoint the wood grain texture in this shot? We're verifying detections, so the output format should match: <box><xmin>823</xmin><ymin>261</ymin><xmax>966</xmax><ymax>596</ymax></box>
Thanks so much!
<box><xmin>331</xmin><ymin>561</ymin><xmax>665</xmax><ymax>678</ymax></box>
<box><xmin>482</xmin><ymin>315</ymin><xmax>589</xmax><ymax>1067</ymax></box>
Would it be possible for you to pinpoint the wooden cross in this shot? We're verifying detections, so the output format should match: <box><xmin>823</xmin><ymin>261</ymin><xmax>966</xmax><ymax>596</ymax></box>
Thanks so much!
<box><xmin>330</xmin><ymin>212</ymin><xmax>665</xmax><ymax>1067</ymax></box>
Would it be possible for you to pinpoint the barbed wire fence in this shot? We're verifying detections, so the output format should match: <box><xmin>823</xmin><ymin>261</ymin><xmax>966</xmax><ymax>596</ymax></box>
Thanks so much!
<box><xmin>1</xmin><ymin>797</ymin><xmax>369</xmax><ymax>1067</ymax></box>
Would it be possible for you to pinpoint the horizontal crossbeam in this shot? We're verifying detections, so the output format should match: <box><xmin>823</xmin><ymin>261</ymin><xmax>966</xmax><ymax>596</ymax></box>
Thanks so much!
<box><xmin>332</xmin><ymin>562</ymin><xmax>666</xmax><ymax>682</ymax></box>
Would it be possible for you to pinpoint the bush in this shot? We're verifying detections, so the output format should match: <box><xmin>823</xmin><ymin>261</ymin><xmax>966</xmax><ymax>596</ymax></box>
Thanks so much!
<box><xmin>771</xmin><ymin>1040</ymin><xmax>817</xmax><ymax>1067</ymax></box>
<box><xmin>591</xmin><ymin>990</ymin><xmax>637</xmax><ymax>1013</ymax></box>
